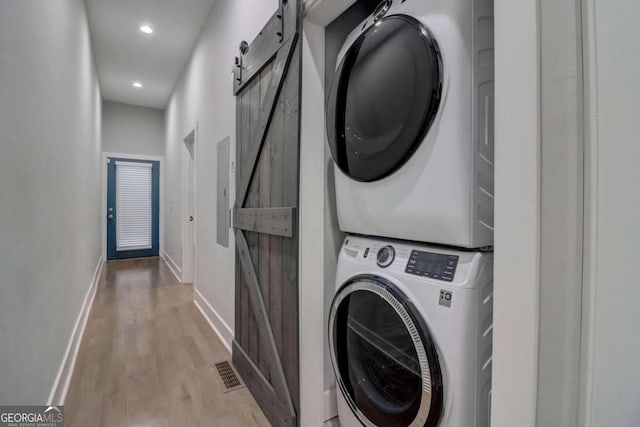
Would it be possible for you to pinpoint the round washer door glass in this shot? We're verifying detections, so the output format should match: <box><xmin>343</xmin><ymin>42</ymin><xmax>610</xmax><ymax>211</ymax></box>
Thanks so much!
<box><xmin>329</xmin><ymin>277</ymin><xmax>443</xmax><ymax>427</ymax></box>
<box><xmin>326</xmin><ymin>15</ymin><xmax>442</xmax><ymax>182</ymax></box>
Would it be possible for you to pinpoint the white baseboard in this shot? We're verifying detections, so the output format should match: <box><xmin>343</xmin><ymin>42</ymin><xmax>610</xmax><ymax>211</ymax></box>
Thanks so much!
<box><xmin>162</xmin><ymin>251</ymin><xmax>182</xmax><ymax>283</ymax></box>
<box><xmin>193</xmin><ymin>288</ymin><xmax>233</xmax><ymax>353</ymax></box>
<box><xmin>48</xmin><ymin>256</ymin><xmax>104</xmax><ymax>405</ymax></box>
<box><xmin>324</xmin><ymin>387</ymin><xmax>338</xmax><ymax>422</ymax></box>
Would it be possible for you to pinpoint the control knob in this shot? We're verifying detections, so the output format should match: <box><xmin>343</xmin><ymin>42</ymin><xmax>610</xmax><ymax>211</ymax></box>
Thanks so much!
<box><xmin>377</xmin><ymin>245</ymin><xmax>396</xmax><ymax>268</ymax></box>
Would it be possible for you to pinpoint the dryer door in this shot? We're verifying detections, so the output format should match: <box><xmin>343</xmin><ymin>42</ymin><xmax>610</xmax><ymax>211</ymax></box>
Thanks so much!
<box><xmin>329</xmin><ymin>275</ymin><xmax>443</xmax><ymax>427</ymax></box>
<box><xmin>326</xmin><ymin>15</ymin><xmax>442</xmax><ymax>182</ymax></box>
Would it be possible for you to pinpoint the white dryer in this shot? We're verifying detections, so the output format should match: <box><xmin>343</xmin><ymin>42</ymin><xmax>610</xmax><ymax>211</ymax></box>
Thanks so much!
<box><xmin>326</xmin><ymin>0</ymin><xmax>494</xmax><ymax>248</ymax></box>
<box><xmin>329</xmin><ymin>235</ymin><xmax>493</xmax><ymax>427</ymax></box>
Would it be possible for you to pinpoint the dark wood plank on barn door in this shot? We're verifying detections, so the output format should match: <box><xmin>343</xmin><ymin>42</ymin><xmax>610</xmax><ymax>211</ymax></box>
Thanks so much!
<box><xmin>231</xmin><ymin>1</ymin><xmax>301</xmax><ymax>426</ymax></box>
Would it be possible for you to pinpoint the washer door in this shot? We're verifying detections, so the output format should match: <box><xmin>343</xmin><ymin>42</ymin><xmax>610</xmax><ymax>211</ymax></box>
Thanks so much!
<box><xmin>329</xmin><ymin>275</ymin><xmax>443</xmax><ymax>427</ymax></box>
<box><xmin>326</xmin><ymin>15</ymin><xmax>442</xmax><ymax>182</ymax></box>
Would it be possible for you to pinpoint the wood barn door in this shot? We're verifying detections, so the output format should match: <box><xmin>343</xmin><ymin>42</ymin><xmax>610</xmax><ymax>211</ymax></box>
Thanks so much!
<box><xmin>231</xmin><ymin>1</ymin><xmax>301</xmax><ymax>426</ymax></box>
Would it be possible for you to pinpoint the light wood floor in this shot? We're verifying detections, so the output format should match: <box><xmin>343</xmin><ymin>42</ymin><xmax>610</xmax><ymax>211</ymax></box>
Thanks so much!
<box><xmin>65</xmin><ymin>257</ymin><xmax>269</xmax><ymax>427</ymax></box>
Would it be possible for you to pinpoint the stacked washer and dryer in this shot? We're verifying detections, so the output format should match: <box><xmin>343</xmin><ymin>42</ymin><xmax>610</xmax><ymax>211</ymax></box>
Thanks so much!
<box><xmin>325</xmin><ymin>0</ymin><xmax>494</xmax><ymax>426</ymax></box>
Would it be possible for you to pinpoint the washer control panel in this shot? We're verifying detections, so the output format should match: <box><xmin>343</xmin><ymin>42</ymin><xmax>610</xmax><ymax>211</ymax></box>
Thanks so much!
<box><xmin>405</xmin><ymin>250</ymin><xmax>459</xmax><ymax>282</ymax></box>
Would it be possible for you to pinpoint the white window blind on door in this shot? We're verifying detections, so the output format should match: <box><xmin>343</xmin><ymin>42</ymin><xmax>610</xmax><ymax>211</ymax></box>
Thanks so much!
<box><xmin>116</xmin><ymin>161</ymin><xmax>153</xmax><ymax>251</ymax></box>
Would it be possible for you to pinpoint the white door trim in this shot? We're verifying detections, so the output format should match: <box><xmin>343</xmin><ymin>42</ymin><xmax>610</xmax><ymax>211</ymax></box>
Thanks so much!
<box><xmin>101</xmin><ymin>152</ymin><xmax>164</xmax><ymax>262</ymax></box>
<box><xmin>578</xmin><ymin>0</ymin><xmax>600</xmax><ymax>423</ymax></box>
<box><xmin>300</xmin><ymin>17</ymin><xmax>329</xmax><ymax>427</ymax></box>
<box><xmin>181</xmin><ymin>123</ymin><xmax>198</xmax><ymax>285</ymax></box>
<box><xmin>492</xmin><ymin>0</ymin><xmax>541</xmax><ymax>425</ymax></box>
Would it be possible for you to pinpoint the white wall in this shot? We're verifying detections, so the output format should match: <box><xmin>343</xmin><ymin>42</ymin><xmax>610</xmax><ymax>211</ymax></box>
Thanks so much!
<box><xmin>581</xmin><ymin>0</ymin><xmax>640</xmax><ymax>424</ymax></box>
<box><xmin>0</xmin><ymin>0</ymin><xmax>102</xmax><ymax>404</ymax></box>
<box><xmin>493</xmin><ymin>0</ymin><xmax>640</xmax><ymax>424</ymax></box>
<box><xmin>102</xmin><ymin>101</ymin><xmax>165</xmax><ymax>157</ymax></box>
<box><xmin>164</xmin><ymin>0</ymin><xmax>278</xmax><ymax>347</ymax></box>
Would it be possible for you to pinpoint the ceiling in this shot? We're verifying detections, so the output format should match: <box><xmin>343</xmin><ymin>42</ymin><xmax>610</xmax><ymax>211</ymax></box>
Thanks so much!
<box><xmin>86</xmin><ymin>0</ymin><xmax>217</xmax><ymax>109</ymax></box>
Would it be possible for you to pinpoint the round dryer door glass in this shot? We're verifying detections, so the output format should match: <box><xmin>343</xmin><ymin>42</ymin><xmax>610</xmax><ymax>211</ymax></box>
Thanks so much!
<box><xmin>326</xmin><ymin>15</ymin><xmax>442</xmax><ymax>182</ymax></box>
<box><xmin>329</xmin><ymin>276</ymin><xmax>443</xmax><ymax>427</ymax></box>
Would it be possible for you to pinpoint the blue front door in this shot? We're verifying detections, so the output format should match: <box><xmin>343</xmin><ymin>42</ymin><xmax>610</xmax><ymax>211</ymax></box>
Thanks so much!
<box><xmin>107</xmin><ymin>157</ymin><xmax>160</xmax><ymax>260</ymax></box>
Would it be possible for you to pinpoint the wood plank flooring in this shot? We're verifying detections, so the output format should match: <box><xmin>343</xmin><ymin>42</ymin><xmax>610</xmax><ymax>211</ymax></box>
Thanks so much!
<box><xmin>65</xmin><ymin>257</ymin><xmax>269</xmax><ymax>427</ymax></box>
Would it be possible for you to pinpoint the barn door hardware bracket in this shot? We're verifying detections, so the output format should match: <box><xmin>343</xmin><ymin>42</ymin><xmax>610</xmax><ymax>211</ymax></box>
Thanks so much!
<box><xmin>232</xmin><ymin>0</ymin><xmax>299</xmax><ymax>95</ymax></box>
<box><xmin>234</xmin><ymin>40</ymin><xmax>249</xmax><ymax>85</ymax></box>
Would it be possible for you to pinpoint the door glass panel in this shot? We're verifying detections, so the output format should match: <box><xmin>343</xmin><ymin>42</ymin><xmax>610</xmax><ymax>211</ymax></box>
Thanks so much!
<box><xmin>326</xmin><ymin>15</ymin><xmax>441</xmax><ymax>182</ymax></box>
<box><xmin>116</xmin><ymin>161</ymin><xmax>153</xmax><ymax>251</ymax></box>
<box><xmin>334</xmin><ymin>289</ymin><xmax>422</xmax><ymax>426</ymax></box>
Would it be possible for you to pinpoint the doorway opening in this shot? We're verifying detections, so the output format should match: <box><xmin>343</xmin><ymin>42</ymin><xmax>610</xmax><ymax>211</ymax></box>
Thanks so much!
<box><xmin>182</xmin><ymin>127</ymin><xmax>197</xmax><ymax>284</ymax></box>
<box><xmin>106</xmin><ymin>157</ymin><xmax>160</xmax><ymax>260</ymax></box>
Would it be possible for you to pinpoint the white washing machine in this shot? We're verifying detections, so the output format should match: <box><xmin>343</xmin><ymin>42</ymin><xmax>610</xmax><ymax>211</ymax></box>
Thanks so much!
<box><xmin>326</xmin><ymin>0</ymin><xmax>494</xmax><ymax>248</ymax></box>
<box><xmin>328</xmin><ymin>235</ymin><xmax>493</xmax><ymax>427</ymax></box>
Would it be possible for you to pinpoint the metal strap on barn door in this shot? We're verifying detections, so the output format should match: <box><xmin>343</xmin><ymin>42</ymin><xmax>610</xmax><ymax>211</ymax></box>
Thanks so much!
<box><xmin>235</xmin><ymin>229</ymin><xmax>296</xmax><ymax>420</ymax></box>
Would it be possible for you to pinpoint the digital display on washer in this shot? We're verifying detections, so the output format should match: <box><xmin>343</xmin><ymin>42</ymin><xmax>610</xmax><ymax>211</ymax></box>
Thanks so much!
<box><xmin>405</xmin><ymin>250</ymin><xmax>458</xmax><ymax>282</ymax></box>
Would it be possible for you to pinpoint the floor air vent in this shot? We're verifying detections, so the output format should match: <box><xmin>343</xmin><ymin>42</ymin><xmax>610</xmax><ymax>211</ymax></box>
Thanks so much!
<box><xmin>213</xmin><ymin>361</ymin><xmax>244</xmax><ymax>393</ymax></box>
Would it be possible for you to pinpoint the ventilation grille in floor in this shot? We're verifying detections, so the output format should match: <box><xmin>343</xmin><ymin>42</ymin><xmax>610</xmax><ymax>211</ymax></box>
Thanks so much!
<box><xmin>214</xmin><ymin>361</ymin><xmax>244</xmax><ymax>393</ymax></box>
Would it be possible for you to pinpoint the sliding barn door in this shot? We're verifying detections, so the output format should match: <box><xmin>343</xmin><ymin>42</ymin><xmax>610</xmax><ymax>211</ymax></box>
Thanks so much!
<box><xmin>231</xmin><ymin>1</ymin><xmax>301</xmax><ymax>426</ymax></box>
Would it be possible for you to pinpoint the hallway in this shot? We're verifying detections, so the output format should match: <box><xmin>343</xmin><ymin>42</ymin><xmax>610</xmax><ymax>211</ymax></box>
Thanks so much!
<box><xmin>64</xmin><ymin>258</ymin><xmax>268</xmax><ymax>427</ymax></box>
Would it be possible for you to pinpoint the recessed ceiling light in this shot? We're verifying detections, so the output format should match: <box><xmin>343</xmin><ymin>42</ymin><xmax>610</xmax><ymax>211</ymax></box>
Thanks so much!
<box><xmin>132</xmin><ymin>81</ymin><xmax>143</xmax><ymax>88</ymax></box>
<box><xmin>139</xmin><ymin>25</ymin><xmax>153</xmax><ymax>34</ymax></box>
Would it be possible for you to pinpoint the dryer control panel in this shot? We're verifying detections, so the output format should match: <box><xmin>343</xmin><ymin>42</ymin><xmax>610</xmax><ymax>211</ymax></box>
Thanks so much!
<box><xmin>405</xmin><ymin>250</ymin><xmax>459</xmax><ymax>282</ymax></box>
